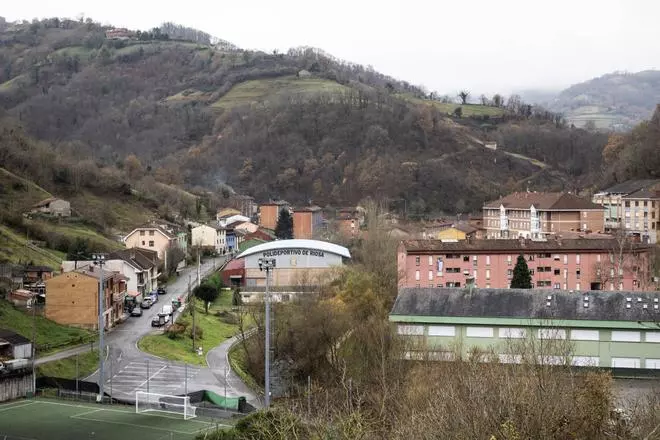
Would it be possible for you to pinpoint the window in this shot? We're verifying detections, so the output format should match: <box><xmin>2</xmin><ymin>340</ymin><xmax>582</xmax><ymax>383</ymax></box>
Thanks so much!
<box><xmin>554</xmin><ymin>269</ymin><xmax>560</xmax><ymax>275</ymax></box>
<box><xmin>428</xmin><ymin>326</ymin><xmax>456</xmax><ymax>336</ymax></box>
<box><xmin>644</xmin><ymin>201</ymin><xmax>648</xmax><ymax>207</ymax></box>
<box><xmin>646</xmin><ymin>332</ymin><xmax>660</xmax><ymax>343</ymax></box>
<box><xmin>428</xmin><ymin>270</ymin><xmax>433</xmax><ymax>281</ymax></box>
<box><xmin>446</xmin><ymin>267</ymin><xmax>461</xmax><ymax>273</ymax></box>
<box><xmin>625</xmin><ymin>201</ymin><xmax>630</xmax><ymax>207</ymax></box>
<box><xmin>141</xmin><ymin>241</ymin><xmax>145</xmax><ymax>245</ymax></box>
<box><xmin>645</xmin><ymin>359</ymin><xmax>660</xmax><ymax>369</ymax></box>
<box><xmin>576</xmin><ymin>269</ymin><xmax>581</xmax><ymax>279</ymax></box>
<box><xmin>597</xmin><ymin>254</ymin><xmax>601</xmax><ymax>263</ymax></box>
<box><xmin>149</xmin><ymin>230</ymin><xmax>155</xmax><ymax>236</ymax></box>
<box><xmin>507</xmin><ymin>269</ymin><xmax>513</xmax><ymax>278</ymax></box>
<box><xmin>530</xmin><ymin>269</ymin><xmax>535</xmax><ymax>275</ymax></box>
<box><xmin>563</xmin><ymin>254</ymin><xmax>568</xmax><ymax>264</ymax></box>
<box><xmin>415</xmin><ymin>256</ymin><xmax>420</xmax><ymax>266</ymax></box>
<box><xmin>538</xmin><ymin>328</ymin><xmax>567</xmax><ymax>339</ymax></box>
<box><xmin>498</xmin><ymin>328</ymin><xmax>526</xmax><ymax>339</ymax></box>
<box><xmin>572</xmin><ymin>356</ymin><xmax>599</xmax><ymax>367</ymax></box>
<box><xmin>635</xmin><ymin>201</ymin><xmax>639</xmax><ymax>207</ymax></box>
<box><xmin>148</xmin><ymin>241</ymin><xmax>155</xmax><ymax>247</ymax></box>
<box><xmin>611</xmin><ymin>357</ymin><xmax>640</xmax><ymax>368</ymax></box>
<box><xmin>445</xmin><ymin>282</ymin><xmax>460</xmax><ymax>287</ymax></box>
<box><xmin>611</xmin><ymin>331</ymin><xmax>640</xmax><ymax>342</ymax></box>
<box><xmin>415</xmin><ymin>270</ymin><xmax>420</xmax><ymax>281</ymax></box>
<box><xmin>428</xmin><ymin>283</ymin><xmax>434</xmax><ymax>288</ymax></box>
<box><xmin>507</xmin><ymin>255</ymin><xmax>512</xmax><ymax>265</ymax></box>
<box><xmin>576</xmin><ymin>282</ymin><xmax>581</xmax><ymax>290</ymax></box>
<box><xmin>397</xmin><ymin>325</ymin><xmax>424</xmax><ymax>336</ymax></box>
<box><xmin>536</xmin><ymin>280</ymin><xmax>551</xmax><ymax>287</ymax></box>
<box><xmin>140</xmin><ymin>230</ymin><xmax>145</xmax><ymax>236</ymax></box>
<box><xmin>466</xmin><ymin>327</ymin><xmax>494</xmax><ymax>338</ymax></box>
<box><xmin>553</xmin><ymin>283</ymin><xmax>561</xmax><ymax>289</ymax></box>
<box><xmin>486</xmin><ymin>255</ymin><xmax>491</xmax><ymax>265</ymax></box>
<box><xmin>428</xmin><ymin>256</ymin><xmax>433</xmax><ymax>266</ymax></box>
<box><xmin>486</xmin><ymin>269</ymin><xmax>491</xmax><ymax>280</ymax></box>
<box><xmin>563</xmin><ymin>269</ymin><xmax>568</xmax><ymax>279</ymax></box>
<box><xmin>538</xmin><ymin>253</ymin><xmax>551</xmax><ymax>258</ymax></box>
<box><xmin>553</xmin><ymin>255</ymin><xmax>560</xmax><ymax>261</ymax></box>
<box><xmin>576</xmin><ymin>254</ymin><xmax>581</xmax><ymax>265</ymax></box>
<box><xmin>473</xmin><ymin>255</ymin><xmax>478</xmax><ymax>266</ymax></box>
<box><xmin>570</xmin><ymin>329</ymin><xmax>599</xmax><ymax>341</ymax></box>
<box><xmin>463</xmin><ymin>256</ymin><xmax>469</xmax><ymax>262</ymax></box>
<box><xmin>485</xmin><ymin>283</ymin><xmax>491</xmax><ymax>288</ymax></box>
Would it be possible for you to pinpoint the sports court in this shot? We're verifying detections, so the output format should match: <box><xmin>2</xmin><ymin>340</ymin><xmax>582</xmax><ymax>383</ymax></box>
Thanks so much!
<box><xmin>0</xmin><ymin>398</ymin><xmax>228</xmax><ymax>440</ymax></box>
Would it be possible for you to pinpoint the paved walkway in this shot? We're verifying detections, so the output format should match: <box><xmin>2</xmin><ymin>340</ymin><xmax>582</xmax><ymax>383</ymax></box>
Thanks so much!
<box><xmin>35</xmin><ymin>343</ymin><xmax>95</xmax><ymax>366</ymax></box>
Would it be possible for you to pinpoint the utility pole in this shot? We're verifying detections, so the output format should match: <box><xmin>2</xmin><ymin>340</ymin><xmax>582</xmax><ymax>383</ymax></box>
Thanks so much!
<box><xmin>92</xmin><ymin>253</ymin><xmax>107</xmax><ymax>402</ymax></box>
<box><xmin>197</xmin><ymin>250</ymin><xmax>201</xmax><ymax>288</ymax></box>
<box><xmin>30</xmin><ymin>299</ymin><xmax>36</xmax><ymax>394</ymax></box>
<box><xmin>258</xmin><ymin>257</ymin><xmax>276</xmax><ymax>407</ymax></box>
<box><xmin>189</xmin><ymin>275</ymin><xmax>195</xmax><ymax>353</ymax></box>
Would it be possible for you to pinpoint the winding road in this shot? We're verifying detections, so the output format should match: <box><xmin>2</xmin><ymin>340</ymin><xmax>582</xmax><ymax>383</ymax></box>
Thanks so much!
<box><xmin>76</xmin><ymin>257</ymin><xmax>259</xmax><ymax>407</ymax></box>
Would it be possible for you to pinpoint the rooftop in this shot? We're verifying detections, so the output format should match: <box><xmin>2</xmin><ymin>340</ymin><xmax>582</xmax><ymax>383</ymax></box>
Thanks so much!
<box><xmin>622</xmin><ymin>186</ymin><xmax>660</xmax><ymax>200</ymax></box>
<box><xmin>237</xmin><ymin>239</ymin><xmax>351</xmax><ymax>259</ymax></box>
<box><xmin>32</xmin><ymin>197</ymin><xmax>61</xmax><ymax>208</ymax></box>
<box><xmin>598</xmin><ymin>180</ymin><xmax>660</xmax><ymax>196</ymax></box>
<box><xmin>484</xmin><ymin>192</ymin><xmax>603</xmax><ymax>211</ymax></box>
<box><xmin>400</xmin><ymin>238</ymin><xmax>652</xmax><ymax>253</ymax></box>
<box><xmin>390</xmin><ymin>287</ymin><xmax>660</xmax><ymax>323</ymax></box>
<box><xmin>261</xmin><ymin>200</ymin><xmax>289</xmax><ymax>206</ymax></box>
<box><xmin>0</xmin><ymin>328</ymin><xmax>31</xmax><ymax>346</ymax></box>
<box><xmin>294</xmin><ymin>206</ymin><xmax>323</xmax><ymax>213</ymax></box>
<box><xmin>109</xmin><ymin>248</ymin><xmax>156</xmax><ymax>271</ymax></box>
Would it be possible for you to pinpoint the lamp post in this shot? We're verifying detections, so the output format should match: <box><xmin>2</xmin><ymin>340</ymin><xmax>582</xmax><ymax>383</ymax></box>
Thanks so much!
<box><xmin>92</xmin><ymin>253</ymin><xmax>107</xmax><ymax>402</ymax></box>
<box><xmin>258</xmin><ymin>257</ymin><xmax>276</xmax><ymax>407</ymax></box>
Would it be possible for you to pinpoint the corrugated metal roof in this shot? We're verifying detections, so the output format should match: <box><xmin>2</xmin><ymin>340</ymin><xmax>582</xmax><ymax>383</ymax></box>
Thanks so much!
<box><xmin>237</xmin><ymin>239</ymin><xmax>351</xmax><ymax>259</ymax></box>
<box><xmin>0</xmin><ymin>329</ymin><xmax>31</xmax><ymax>345</ymax></box>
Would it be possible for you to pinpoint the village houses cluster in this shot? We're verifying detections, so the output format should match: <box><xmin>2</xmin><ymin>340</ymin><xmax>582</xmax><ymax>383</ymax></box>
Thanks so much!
<box><xmin>5</xmin><ymin>179</ymin><xmax>660</xmax><ymax>372</ymax></box>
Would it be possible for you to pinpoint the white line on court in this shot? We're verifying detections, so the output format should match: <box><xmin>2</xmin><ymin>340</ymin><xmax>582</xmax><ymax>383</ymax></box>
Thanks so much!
<box><xmin>0</xmin><ymin>402</ymin><xmax>34</xmax><ymax>413</ymax></box>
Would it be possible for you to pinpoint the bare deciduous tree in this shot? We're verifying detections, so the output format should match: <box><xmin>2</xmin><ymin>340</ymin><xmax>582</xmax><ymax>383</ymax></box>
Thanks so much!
<box><xmin>458</xmin><ymin>90</ymin><xmax>470</xmax><ymax>105</ymax></box>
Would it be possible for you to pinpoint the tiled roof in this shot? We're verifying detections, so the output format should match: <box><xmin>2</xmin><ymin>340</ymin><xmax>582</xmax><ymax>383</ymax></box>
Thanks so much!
<box><xmin>109</xmin><ymin>249</ymin><xmax>156</xmax><ymax>270</ymax></box>
<box><xmin>32</xmin><ymin>197</ymin><xmax>59</xmax><ymax>208</ymax></box>
<box><xmin>621</xmin><ymin>187</ymin><xmax>660</xmax><ymax>200</ymax></box>
<box><xmin>400</xmin><ymin>238</ymin><xmax>651</xmax><ymax>253</ymax></box>
<box><xmin>390</xmin><ymin>287</ymin><xmax>660</xmax><ymax>323</ymax></box>
<box><xmin>452</xmin><ymin>223</ymin><xmax>478</xmax><ymax>234</ymax></box>
<box><xmin>484</xmin><ymin>192</ymin><xmax>603</xmax><ymax>210</ymax></box>
<box><xmin>599</xmin><ymin>180</ymin><xmax>660</xmax><ymax>195</ymax></box>
<box><xmin>128</xmin><ymin>223</ymin><xmax>175</xmax><ymax>239</ymax></box>
<box><xmin>74</xmin><ymin>266</ymin><xmax>126</xmax><ymax>282</ymax></box>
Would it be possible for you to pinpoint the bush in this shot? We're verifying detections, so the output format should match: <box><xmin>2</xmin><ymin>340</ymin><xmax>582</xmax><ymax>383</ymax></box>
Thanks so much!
<box><xmin>166</xmin><ymin>323</ymin><xmax>186</xmax><ymax>340</ymax></box>
<box><xmin>189</xmin><ymin>326</ymin><xmax>203</xmax><ymax>340</ymax></box>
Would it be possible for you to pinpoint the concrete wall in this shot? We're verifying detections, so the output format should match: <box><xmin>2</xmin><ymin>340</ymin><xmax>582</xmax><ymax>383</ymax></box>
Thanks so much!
<box><xmin>0</xmin><ymin>374</ymin><xmax>33</xmax><ymax>402</ymax></box>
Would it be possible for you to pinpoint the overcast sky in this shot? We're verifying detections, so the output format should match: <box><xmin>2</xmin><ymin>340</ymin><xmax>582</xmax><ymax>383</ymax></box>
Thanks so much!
<box><xmin>3</xmin><ymin>0</ymin><xmax>660</xmax><ymax>95</ymax></box>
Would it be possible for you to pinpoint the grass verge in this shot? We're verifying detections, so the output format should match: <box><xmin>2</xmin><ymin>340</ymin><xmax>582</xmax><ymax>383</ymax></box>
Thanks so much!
<box><xmin>36</xmin><ymin>349</ymin><xmax>99</xmax><ymax>379</ymax></box>
<box><xmin>228</xmin><ymin>341</ymin><xmax>261</xmax><ymax>394</ymax></box>
<box><xmin>138</xmin><ymin>291</ymin><xmax>239</xmax><ymax>366</ymax></box>
<box><xmin>0</xmin><ymin>300</ymin><xmax>95</xmax><ymax>354</ymax></box>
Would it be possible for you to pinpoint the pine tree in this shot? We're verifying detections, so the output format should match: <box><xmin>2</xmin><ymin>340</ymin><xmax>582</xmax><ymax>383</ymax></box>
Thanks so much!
<box><xmin>510</xmin><ymin>254</ymin><xmax>532</xmax><ymax>289</ymax></box>
<box><xmin>275</xmin><ymin>208</ymin><xmax>294</xmax><ymax>239</ymax></box>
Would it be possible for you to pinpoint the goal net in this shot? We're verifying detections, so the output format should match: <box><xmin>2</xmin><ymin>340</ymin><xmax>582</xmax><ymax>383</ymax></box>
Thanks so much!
<box><xmin>135</xmin><ymin>391</ymin><xmax>197</xmax><ymax>420</ymax></box>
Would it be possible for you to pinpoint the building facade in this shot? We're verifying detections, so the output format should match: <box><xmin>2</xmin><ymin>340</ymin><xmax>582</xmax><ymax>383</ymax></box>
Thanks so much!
<box><xmin>398</xmin><ymin>238</ymin><xmax>654</xmax><ymax>291</ymax></box>
<box><xmin>234</xmin><ymin>239</ymin><xmax>350</xmax><ymax>302</ymax></box>
<box><xmin>390</xmin><ymin>287</ymin><xmax>660</xmax><ymax>370</ymax></box>
<box><xmin>483</xmin><ymin>192</ymin><xmax>604</xmax><ymax>239</ymax></box>
<box><xmin>293</xmin><ymin>206</ymin><xmax>323</xmax><ymax>239</ymax></box>
<box><xmin>45</xmin><ymin>267</ymin><xmax>126</xmax><ymax>329</ymax></box>
<box><xmin>124</xmin><ymin>223</ymin><xmax>178</xmax><ymax>267</ymax></box>
<box><xmin>30</xmin><ymin>198</ymin><xmax>71</xmax><ymax>217</ymax></box>
<box><xmin>258</xmin><ymin>201</ymin><xmax>290</xmax><ymax>230</ymax></box>
<box><xmin>191</xmin><ymin>224</ymin><xmax>226</xmax><ymax>254</ymax></box>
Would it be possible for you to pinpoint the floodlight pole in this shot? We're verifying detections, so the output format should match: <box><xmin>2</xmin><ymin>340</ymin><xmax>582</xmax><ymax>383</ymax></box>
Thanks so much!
<box><xmin>258</xmin><ymin>257</ymin><xmax>276</xmax><ymax>407</ymax></box>
<box><xmin>93</xmin><ymin>253</ymin><xmax>107</xmax><ymax>402</ymax></box>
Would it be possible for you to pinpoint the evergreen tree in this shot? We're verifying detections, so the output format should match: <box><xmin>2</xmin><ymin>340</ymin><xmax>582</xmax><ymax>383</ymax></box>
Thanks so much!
<box><xmin>275</xmin><ymin>208</ymin><xmax>294</xmax><ymax>239</ymax></box>
<box><xmin>510</xmin><ymin>254</ymin><xmax>532</xmax><ymax>288</ymax></box>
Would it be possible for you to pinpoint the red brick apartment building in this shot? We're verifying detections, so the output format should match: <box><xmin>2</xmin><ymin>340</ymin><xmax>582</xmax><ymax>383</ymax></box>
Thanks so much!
<box><xmin>293</xmin><ymin>206</ymin><xmax>323</xmax><ymax>239</ymax></box>
<box><xmin>483</xmin><ymin>192</ymin><xmax>604</xmax><ymax>239</ymax></box>
<box><xmin>398</xmin><ymin>238</ymin><xmax>654</xmax><ymax>291</ymax></box>
<box><xmin>258</xmin><ymin>201</ymin><xmax>290</xmax><ymax>230</ymax></box>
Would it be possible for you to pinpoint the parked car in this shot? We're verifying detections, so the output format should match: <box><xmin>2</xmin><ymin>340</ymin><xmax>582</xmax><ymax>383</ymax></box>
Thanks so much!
<box><xmin>130</xmin><ymin>307</ymin><xmax>143</xmax><ymax>317</ymax></box>
<box><xmin>140</xmin><ymin>299</ymin><xmax>153</xmax><ymax>309</ymax></box>
<box><xmin>151</xmin><ymin>316</ymin><xmax>162</xmax><ymax>327</ymax></box>
<box><xmin>157</xmin><ymin>287</ymin><xmax>167</xmax><ymax>295</ymax></box>
<box><xmin>149</xmin><ymin>294</ymin><xmax>158</xmax><ymax>304</ymax></box>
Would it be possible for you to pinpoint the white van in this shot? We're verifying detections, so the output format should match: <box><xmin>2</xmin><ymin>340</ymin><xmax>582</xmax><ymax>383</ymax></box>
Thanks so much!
<box><xmin>160</xmin><ymin>304</ymin><xmax>173</xmax><ymax>316</ymax></box>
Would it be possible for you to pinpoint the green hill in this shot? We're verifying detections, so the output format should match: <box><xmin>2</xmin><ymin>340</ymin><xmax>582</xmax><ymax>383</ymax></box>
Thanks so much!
<box><xmin>0</xmin><ymin>17</ymin><xmax>606</xmax><ymax>218</ymax></box>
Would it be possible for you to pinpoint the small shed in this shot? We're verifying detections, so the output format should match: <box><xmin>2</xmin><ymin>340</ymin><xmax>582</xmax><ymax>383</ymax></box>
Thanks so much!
<box><xmin>8</xmin><ymin>289</ymin><xmax>37</xmax><ymax>307</ymax></box>
<box><xmin>0</xmin><ymin>329</ymin><xmax>32</xmax><ymax>360</ymax></box>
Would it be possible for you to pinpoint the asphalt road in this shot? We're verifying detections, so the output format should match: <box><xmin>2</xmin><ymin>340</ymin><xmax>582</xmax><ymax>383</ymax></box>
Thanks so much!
<box><xmin>84</xmin><ymin>257</ymin><xmax>257</xmax><ymax>403</ymax></box>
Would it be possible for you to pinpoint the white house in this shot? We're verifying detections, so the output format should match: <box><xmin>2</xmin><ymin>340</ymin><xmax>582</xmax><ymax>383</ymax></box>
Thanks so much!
<box><xmin>191</xmin><ymin>224</ymin><xmax>226</xmax><ymax>254</ymax></box>
<box><xmin>219</xmin><ymin>214</ymin><xmax>250</xmax><ymax>228</ymax></box>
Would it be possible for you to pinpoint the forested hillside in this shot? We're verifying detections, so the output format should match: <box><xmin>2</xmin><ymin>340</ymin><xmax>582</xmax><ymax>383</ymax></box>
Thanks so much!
<box><xmin>0</xmin><ymin>17</ymin><xmax>609</xmax><ymax>217</ymax></box>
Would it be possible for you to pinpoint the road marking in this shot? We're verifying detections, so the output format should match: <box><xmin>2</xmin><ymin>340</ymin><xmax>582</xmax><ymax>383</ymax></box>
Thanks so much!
<box><xmin>0</xmin><ymin>402</ymin><xmax>34</xmax><ymax>413</ymax></box>
<box><xmin>132</xmin><ymin>364</ymin><xmax>167</xmax><ymax>392</ymax></box>
<box><xmin>73</xmin><ymin>408</ymin><xmax>102</xmax><ymax>418</ymax></box>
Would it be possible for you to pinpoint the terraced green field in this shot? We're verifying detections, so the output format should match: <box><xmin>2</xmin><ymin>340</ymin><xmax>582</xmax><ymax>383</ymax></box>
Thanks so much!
<box><xmin>212</xmin><ymin>76</ymin><xmax>350</xmax><ymax>109</ymax></box>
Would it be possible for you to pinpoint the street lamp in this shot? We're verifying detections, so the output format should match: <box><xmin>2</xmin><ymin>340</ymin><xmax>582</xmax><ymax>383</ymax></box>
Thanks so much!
<box><xmin>92</xmin><ymin>253</ymin><xmax>107</xmax><ymax>402</ymax></box>
<box><xmin>258</xmin><ymin>257</ymin><xmax>276</xmax><ymax>407</ymax></box>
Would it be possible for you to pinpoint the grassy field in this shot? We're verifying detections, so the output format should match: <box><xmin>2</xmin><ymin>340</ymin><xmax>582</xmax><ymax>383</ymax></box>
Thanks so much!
<box><xmin>0</xmin><ymin>300</ymin><xmax>95</xmax><ymax>354</ymax></box>
<box><xmin>0</xmin><ymin>399</ymin><xmax>223</xmax><ymax>440</ymax></box>
<box><xmin>0</xmin><ymin>224</ymin><xmax>66</xmax><ymax>268</ymax></box>
<box><xmin>398</xmin><ymin>94</ymin><xmax>505</xmax><ymax>117</ymax></box>
<box><xmin>139</xmin><ymin>290</ymin><xmax>240</xmax><ymax>366</ymax></box>
<box><xmin>212</xmin><ymin>76</ymin><xmax>350</xmax><ymax>109</ymax></box>
<box><xmin>36</xmin><ymin>349</ymin><xmax>99</xmax><ymax>379</ymax></box>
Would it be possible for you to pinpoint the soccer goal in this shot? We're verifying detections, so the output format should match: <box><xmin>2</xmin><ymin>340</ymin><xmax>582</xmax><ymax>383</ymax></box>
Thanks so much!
<box><xmin>135</xmin><ymin>391</ymin><xmax>197</xmax><ymax>420</ymax></box>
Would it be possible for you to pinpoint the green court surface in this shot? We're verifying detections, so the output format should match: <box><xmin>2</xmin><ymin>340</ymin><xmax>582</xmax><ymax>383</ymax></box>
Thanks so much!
<box><xmin>0</xmin><ymin>399</ymin><xmax>227</xmax><ymax>440</ymax></box>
